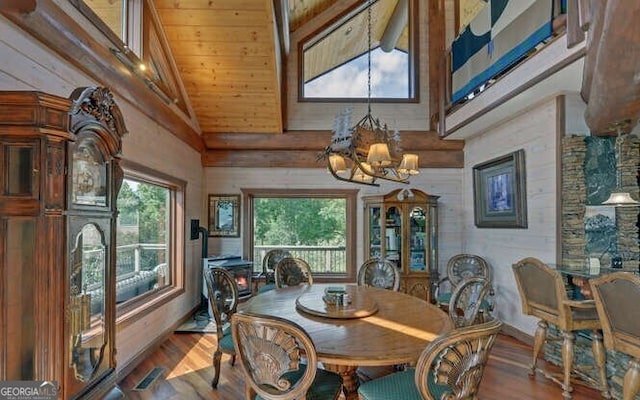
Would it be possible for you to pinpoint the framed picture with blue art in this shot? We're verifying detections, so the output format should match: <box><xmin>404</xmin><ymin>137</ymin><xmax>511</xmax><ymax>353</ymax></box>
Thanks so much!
<box><xmin>473</xmin><ymin>149</ymin><xmax>527</xmax><ymax>228</ymax></box>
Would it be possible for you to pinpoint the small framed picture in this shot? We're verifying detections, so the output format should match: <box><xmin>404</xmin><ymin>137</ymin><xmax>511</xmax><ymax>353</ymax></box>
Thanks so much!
<box><xmin>208</xmin><ymin>194</ymin><xmax>240</xmax><ymax>237</ymax></box>
<box><xmin>473</xmin><ymin>149</ymin><xmax>527</xmax><ymax>228</ymax></box>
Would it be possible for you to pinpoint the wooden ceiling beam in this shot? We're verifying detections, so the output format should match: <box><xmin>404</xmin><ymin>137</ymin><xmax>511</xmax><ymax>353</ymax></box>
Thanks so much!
<box><xmin>202</xmin><ymin>148</ymin><xmax>464</xmax><ymax>168</ymax></box>
<box><xmin>428</xmin><ymin>0</ymin><xmax>445</xmax><ymax>131</ymax></box>
<box><xmin>203</xmin><ymin>130</ymin><xmax>465</xmax><ymax>151</ymax></box>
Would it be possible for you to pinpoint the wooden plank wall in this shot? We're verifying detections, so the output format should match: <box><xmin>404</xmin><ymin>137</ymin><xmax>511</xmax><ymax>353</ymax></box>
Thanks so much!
<box><xmin>0</xmin><ymin>13</ymin><xmax>204</xmax><ymax>375</ymax></box>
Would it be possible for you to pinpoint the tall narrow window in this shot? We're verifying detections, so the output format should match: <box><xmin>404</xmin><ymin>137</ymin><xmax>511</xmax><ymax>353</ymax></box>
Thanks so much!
<box><xmin>71</xmin><ymin>0</ymin><xmax>143</xmax><ymax>56</ymax></box>
<box><xmin>115</xmin><ymin>162</ymin><xmax>185</xmax><ymax>315</ymax></box>
<box><xmin>83</xmin><ymin>0</ymin><xmax>126</xmax><ymax>41</ymax></box>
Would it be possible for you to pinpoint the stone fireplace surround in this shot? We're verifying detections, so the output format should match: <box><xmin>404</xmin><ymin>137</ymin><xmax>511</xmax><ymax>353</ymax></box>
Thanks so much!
<box><xmin>551</xmin><ymin>134</ymin><xmax>640</xmax><ymax>399</ymax></box>
<box><xmin>562</xmin><ymin>134</ymin><xmax>640</xmax><ymax>269</ymax></box>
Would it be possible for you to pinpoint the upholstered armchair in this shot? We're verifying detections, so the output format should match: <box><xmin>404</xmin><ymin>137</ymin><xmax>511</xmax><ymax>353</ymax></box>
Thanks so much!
<box><xmin>512</xmin><ymin>257</ymin><xmax>610</xmax><ymax>399</ymax></box>
<box><xmin>590</xmin><ymin>272</ymin><xmax>640</xmax><ymax>400</ymax></box>
<box><xmin>231</xmin><ymin>312</ymin><xmax>343</xmax><ymax>399</ymax></box>
<box><xmin>357</xmin><ymin>257</ymin><xmax>400</xmax><ymax>291</ymax></box>
<box><xmin>358</xmin><ymin>318</ymin><xmax>503</xmax><ymax>400</ymax></box>
<box><xmin>204</xmin><ymin>267</ymin><xmax>238</xmax><ymax>388</ymax></box>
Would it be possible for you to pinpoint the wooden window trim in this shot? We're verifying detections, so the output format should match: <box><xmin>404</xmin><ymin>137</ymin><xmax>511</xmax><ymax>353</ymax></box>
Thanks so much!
<box><xmin>115</xmin><ymin>159</ymin><xmax>186</xmax><ymax>328</ymax></box>
<box><xmin>241</xmin><ymin>188</ymin><xmax>358</xmax><ymax>283</ymax></box>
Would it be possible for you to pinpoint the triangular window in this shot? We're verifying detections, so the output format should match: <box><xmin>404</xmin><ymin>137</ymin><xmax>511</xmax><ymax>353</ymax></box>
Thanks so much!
<box><xmin>300</xmin><ymin>0</ymin><xmax>417</xmax><ymax>101</ymax></box>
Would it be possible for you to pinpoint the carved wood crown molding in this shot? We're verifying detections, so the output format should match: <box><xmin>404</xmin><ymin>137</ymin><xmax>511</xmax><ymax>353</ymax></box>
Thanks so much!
<box><xmin>70</xmin><ymin>87</ymin><xmax>128</xmax><ymax>158</ymax></box>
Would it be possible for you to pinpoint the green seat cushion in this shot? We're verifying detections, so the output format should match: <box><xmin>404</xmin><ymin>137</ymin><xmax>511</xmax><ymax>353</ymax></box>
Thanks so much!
<box><xmin>255</xmin><ymin>364</ymin><xmax>342</xmax><ymax>400</ymax></box>
<box><xmin>358</xmin><ymin>368</ymin><xmax>452</xmax><ymax>400</ymax></box>
<box><xmin>219</xmin><ymin>328</ymin><xmax>235</xmax><ymax>352</ymax></box>
<box><xmin>358</xmin><ymin>369</ymin><xmax>420</xmax><ymax>400</ymax></box>
<box><xmin>436</xmin><ymin>292</ymin><xmax>452</xmax><ymax>305</ymax></box>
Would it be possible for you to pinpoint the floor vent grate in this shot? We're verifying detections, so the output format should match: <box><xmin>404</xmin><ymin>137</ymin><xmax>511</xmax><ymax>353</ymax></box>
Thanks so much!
<box><xmin>133</xmin><ymin>366</ymin><xmax>164</xmax><ymax>391</ymax></box>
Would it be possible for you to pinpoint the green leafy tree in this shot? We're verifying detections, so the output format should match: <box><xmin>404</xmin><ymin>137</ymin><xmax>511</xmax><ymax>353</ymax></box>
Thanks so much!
<box><xmin>254</xmin><ymin>198</ymin><xmax>345</xmax><ymax>246</ymax></box>
<box><xmin>117</xmin><ymin>180</ymin><xmax>168</xmax><ymax>269</ymax></box>
<box><xmin>117</xmin><ymin>181</ymin><xmax>140</xmax><ymax>245</ymax></box>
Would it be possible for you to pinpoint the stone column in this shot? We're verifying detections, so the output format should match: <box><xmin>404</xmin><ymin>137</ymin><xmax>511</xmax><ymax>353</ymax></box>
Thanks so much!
<box><xmin>562</xmin><ymin>136</ymin><xmax>587</xmax><ymax>269</ymax></box>
<box><xmin>616</xmin><ymin>134</ymin><xmax>640</xmax><ymax>268</ymax></box>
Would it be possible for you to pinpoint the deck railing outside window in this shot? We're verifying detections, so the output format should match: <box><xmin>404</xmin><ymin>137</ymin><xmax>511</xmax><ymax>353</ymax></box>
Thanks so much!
<box><xmin>254</xmin><ymin>245</ymin><xmax>347</xmax><ymax>275</ymax></box>
<box><xmin>83</xmin><ymin>244</ymin><xmax>167</xmax><ymax>305</ymax></box>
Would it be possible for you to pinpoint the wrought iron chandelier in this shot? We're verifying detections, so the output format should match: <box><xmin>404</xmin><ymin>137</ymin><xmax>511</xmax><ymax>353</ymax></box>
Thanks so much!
<box><xmin>320</xmin><ymin>0</ymin><xmax>418</xmax><ymax>187</ymax></box>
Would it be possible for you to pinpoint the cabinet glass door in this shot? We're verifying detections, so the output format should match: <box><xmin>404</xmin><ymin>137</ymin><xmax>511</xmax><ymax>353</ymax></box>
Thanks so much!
<box><xmin>368</xmin><ymin>206</ymin><xmax>382</xmax><ymax>259</ymax></box>
<box><xmin>409</xmin><ymin>206</ymin><xmax>426</xmax><ymax>271</ymax></box>
<box><xmin>385</xmin><ymin>206</ymin><xmax>402</xmax><ymax>268</ymax></box>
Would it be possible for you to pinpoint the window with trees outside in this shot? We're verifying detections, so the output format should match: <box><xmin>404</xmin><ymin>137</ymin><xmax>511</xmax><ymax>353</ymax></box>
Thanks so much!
<box><xmin>243</xmin><ymin>189</ymin><xmax>357</xmax><ymax>282</ymax></box>
<box><xmin>116</xmin><ymin>161</ymin><xmax>185</xmax><ymax>317</ymax></box>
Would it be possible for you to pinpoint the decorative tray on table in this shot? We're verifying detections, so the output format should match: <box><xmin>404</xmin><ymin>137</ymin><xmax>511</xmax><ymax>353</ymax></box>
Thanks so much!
<box><xmin>295</xmin><ymin>285</ymin><xmax>378</xmax><ymax>319</ymax></box>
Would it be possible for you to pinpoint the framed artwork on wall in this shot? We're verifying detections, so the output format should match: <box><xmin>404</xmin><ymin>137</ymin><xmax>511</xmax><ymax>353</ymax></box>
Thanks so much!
<box><xmin>473</xmin><ymin>149</ymin><xmax>527</xmax><ymax>228</ymax></box>
<box><xmin>208</xmin><ymin>194</ymin><xmax>240</xmax><ymax>237</ymax></box>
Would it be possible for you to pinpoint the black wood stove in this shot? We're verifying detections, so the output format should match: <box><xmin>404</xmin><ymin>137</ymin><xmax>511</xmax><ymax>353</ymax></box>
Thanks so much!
<box><xmin>202</xmin><ymin>255</ymin><xmax>253</xmax><ymax>299</ymax></box>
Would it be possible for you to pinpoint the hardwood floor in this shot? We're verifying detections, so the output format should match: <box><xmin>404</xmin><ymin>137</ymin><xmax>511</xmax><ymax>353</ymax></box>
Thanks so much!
<box><xmin>117</xmin><ymin>330</ymin><xmax>603</xmax><ymax>399</ymax></box>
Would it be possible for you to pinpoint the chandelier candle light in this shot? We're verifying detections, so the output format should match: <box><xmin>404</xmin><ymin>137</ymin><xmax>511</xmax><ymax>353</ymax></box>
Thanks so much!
<box><xmin>321</xmin><ymin>0</ymin><xmax>419</xmax><ymax>186</ymax></box>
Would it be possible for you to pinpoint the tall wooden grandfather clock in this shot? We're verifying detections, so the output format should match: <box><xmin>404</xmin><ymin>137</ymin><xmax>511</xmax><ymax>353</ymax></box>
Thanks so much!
<box><xmin>0</xmin><ymin>87</ymin><xmax>127</xmax><ymax>399</ymax></box>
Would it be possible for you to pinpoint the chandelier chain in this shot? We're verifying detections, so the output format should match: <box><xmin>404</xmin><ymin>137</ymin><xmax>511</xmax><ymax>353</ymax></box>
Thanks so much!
<box><xmin>367</xmin><ymin>0</ymin><xmax>372</xmax><ymax>116</ymax></box>
<box><xmin>321</xmin><ymin>0</ymin><xmax>419</xmax><ymax>186</ymax></box>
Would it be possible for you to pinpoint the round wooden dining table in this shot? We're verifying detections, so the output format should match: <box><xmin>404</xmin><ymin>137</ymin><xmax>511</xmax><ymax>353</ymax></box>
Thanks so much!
<box><xmin>241</xmin><ymin>283</ymin><xmax>453</xmax><ymax>399</ymax></box>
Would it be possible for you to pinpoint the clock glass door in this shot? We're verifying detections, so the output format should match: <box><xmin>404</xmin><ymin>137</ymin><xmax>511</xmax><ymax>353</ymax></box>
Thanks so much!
<box><xmin>71</xmin><ymin>139</ymin><xmax>107</xmax><ymax>207</ymax></box>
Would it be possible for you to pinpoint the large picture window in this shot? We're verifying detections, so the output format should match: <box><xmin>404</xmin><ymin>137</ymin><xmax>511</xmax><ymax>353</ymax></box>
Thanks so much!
<box><xmin>115</xmin><ymin>161</ymin><xmax>185</xmax><ymax>318</ymax></box>
<box><xmin>242</xmin><ymin>189</ymin><xmax>357</xmax><ymax>282</ymax></box>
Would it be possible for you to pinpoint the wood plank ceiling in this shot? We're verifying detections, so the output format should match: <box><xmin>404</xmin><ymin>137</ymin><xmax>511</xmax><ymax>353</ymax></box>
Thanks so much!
<box><xmin>150</xmin><ymin>0</ymin><xmax>467</xmax><ymax>168</ymax></box>
<box><xmin>155</xmin><ymin>0</ymin><xmax>284</xmax><ymax>135</ymax></box>
<box><xmin>154</xmin><ymin>0</ymin><xmax>408</xmax><ymax>136</ymax></box>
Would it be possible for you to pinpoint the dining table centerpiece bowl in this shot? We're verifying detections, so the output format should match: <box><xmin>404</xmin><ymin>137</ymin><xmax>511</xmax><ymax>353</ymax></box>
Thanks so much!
<box><xmin>323</xmin><ymin>286</ymin><xmax>351</xmax><ymax>305</ymax></box>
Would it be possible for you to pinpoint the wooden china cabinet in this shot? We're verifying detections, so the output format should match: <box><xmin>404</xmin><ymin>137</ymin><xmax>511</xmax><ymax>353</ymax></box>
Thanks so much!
<box><xmin>363</xmin><ymin>188</ymin><xmax>439</xmax><ymax>302</ymax></box>
<box><xmin>0</xmin><ymin>87</ymin><xmax>126</xmax><ymax>399</ymax></box>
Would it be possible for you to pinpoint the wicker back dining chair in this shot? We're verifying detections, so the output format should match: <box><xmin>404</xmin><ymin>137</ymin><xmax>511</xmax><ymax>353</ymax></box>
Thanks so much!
<box><xmin>231</xmin><ymin>312</ymin><xmax>343</xmax><ymax>400</ymax></box>
<box><xmin>590</xmin><ymin>272</ymin><xmax>640</xmax><ymax>400</ymax></box>
<box><xmin>358</xmin><ymin>318</ymin><xmax>503</xmax><ymax>400</ymax></box>
<box><xmin>204</xmin><ymin>267</ymin><xmax>238</xmax><ymax>388</ymax></box>
<box><xmin>512</xmin><ymin>257</ymin><xmax>610</xmax><ymax>399</ymax></box>
<box><xmin>256</xmin><ymin>248</ymin><xmax>292</xmax><ymax>293</ymax></box>
<box><xmin>275</xmin><ymin>257</ymin><xmax>314</xmax><ymax>288</ymax></box>
<box><xmin>435</xmin><ymin>254</ymin><xmax>492</xmax><ymax>310</ymax></box>
<box><xmin>448</xmin><ymin>276</ymin><xmax>494</xmax><ymax>328</ymax></box>
<box><xmin>357</xmin><ymin>257</ymin><xmax>400</xmax><ymax>291</ymax></box>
